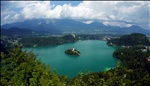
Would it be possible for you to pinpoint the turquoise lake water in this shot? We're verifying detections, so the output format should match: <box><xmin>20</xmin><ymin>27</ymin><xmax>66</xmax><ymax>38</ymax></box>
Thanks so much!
<box><xmin>24</xmin><ymin>40</ymin><xmax>118</xmax><ymax>78</ymax></box>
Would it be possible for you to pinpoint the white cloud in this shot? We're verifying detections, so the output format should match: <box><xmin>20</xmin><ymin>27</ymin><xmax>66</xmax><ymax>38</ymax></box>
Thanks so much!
<box><xmin>103</xmin><ymin>21</ymin><xmax>132</xmax><ymax>28</ymax></box>
<box><xmin>13</xmin><ymin>14</ymin><xmax>20</xmax><ymax>20</ymax></box>
<box><xmin>3</xmin><ymin>15</ymin><xmax>10</xmax><ymax>21</ymax></box>
<box><xmin>1</xmin><ymin>1</ymin><xmax>149</xmax><ymax>30</ymax></box>
<box><xmin>82</xmin><ymin>21</ymin><xmax>94</xmax><ymax>24</ymax></box>
<box><xmin>20</xmin><ymin>1</ymin><xmax>51</xmax><ymax>19</ymax></box>
<box><xmin>46</xmin><ymin>5</ymin><xmax>62</xmax><ymax>18</ymax></box>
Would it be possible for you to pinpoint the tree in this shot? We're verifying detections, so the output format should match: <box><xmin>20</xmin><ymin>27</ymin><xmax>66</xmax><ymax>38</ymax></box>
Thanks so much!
<box><xmin>1</xmin><ymin>47</ymin><xmax>65</xmax><ymax>86</ymax></box>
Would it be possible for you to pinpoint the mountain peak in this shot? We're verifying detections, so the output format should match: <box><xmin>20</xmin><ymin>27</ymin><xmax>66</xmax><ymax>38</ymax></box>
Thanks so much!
<box><xmin>1</xmin><ymin>19</ymin><xmax>149</xmax><ymax>35</ymax></box>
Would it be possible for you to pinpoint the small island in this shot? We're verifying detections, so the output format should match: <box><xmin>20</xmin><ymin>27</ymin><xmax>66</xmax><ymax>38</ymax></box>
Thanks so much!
<box><xmin>65</xmin><ymin>47</ymin><xmax>81</xmax><ymax>56</ymax></box>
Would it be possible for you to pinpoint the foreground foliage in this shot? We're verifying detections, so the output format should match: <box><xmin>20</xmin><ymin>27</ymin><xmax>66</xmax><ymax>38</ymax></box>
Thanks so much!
<box><xmin>0</xmin><ymin>47</ymin><xmax>66</xmax><ymax>86</ymax></box>
<box><xmin>1</xmin><ymin>46</ymin><xmax>150</xmax><ymax>86</ymax></box>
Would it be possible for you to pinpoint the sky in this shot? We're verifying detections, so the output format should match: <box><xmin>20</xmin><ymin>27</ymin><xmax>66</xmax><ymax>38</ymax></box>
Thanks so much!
<box><xmin>1</xmin><ymin>1</ymin><xmax>150</xmax><ymax>30</ymax></box>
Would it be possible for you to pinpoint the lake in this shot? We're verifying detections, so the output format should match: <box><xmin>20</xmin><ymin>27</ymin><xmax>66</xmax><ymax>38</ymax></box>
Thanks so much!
<box><xmin>24</xmin><ymin>40</ymin><xmax>118</xmax><ymax>78</ymax></box>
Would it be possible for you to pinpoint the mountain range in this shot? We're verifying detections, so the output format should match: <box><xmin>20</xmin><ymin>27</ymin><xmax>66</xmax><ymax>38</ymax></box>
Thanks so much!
<box><xmin>1</xmin><ymin>19</ymin><xmax>149</xmax><ymax>35</ymax></box>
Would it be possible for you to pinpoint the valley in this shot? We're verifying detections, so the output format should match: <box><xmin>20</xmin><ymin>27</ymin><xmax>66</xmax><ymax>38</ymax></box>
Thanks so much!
<box><xmin>1</xmin><ymin>32</ymin><xmax>150</xmax><ymax>85</ymax></box>
<box><xmin>1</xmin><ymin>1</ymin><xmax>150</xmax><ymax>85</ymax></box>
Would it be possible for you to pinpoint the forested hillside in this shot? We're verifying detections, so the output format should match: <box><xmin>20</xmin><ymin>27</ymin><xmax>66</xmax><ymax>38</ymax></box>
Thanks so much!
<box><xmin>1</xmin><ymin>33</ymin><xmax>150</xmax><ymax>85</ymax></box>
<box><xmin>107</xmin><ymin>33</ymin><xmax>150</xmax><ymax>46</ymax></box>
<box><xmin>19</xmin><ymin>34</ymin><xmax>79</xmax><ymax>47</ymax></box>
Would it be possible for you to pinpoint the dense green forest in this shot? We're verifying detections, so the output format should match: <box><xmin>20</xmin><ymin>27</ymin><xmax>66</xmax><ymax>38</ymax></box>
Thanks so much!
<box><xmin>19</xmin><ymin>34</ymin><xmax>79</xmax><ymax>47</ymax></box>
<box><xmin>1</xmin><ymin>46</ymin><xmax>150</xmax><ymax>85</ymax></box>
<box><xmin>1</xmin><ymin>33</ymin><xmax>150</xmax><ymax>85</ymax></box>
<box><xmin>107</xmin><ymin>33</ymin><xmax>150</xmax><ymax>46</ymax></box>
<box><xmin>113</xmin><ymin>47</ymin><xmax>150</xmax><ymax>73</ymax></box>
<box><xmin>1</xmin><ymin>47</ymin><xmax>66</xmax><ymax>85</ymax></box>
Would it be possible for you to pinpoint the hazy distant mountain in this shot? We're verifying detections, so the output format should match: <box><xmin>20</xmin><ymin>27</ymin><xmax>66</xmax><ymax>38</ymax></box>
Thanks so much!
<box><xmin>1</xmin><ymin>19</ymin><xmax>149</xmax><ymax>35</ymax></box>
<box><xmin>1</xmin><ymin>27</ymin><xmax>36</xmax><ymax>36</ymax></box>
<box><xmin>1</xmin><ymin>27</ymin><xmax>53</xmax><ymax>36</ymax></box>
<box><xmin>1</xmin><ymin>19</ymin><xmax>61</xmax><ymax>33</ymax></box>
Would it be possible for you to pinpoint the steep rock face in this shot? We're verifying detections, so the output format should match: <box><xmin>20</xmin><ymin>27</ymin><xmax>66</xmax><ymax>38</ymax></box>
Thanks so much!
<box><xmin>107</xmin><ymin>33</ymin><xmax>150</xmax><ymax>46</ymax></box>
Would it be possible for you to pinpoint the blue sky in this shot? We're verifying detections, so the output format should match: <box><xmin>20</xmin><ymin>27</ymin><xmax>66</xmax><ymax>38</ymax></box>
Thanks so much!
<box><xmin>50</xmin><ymin>1</ymin><xmax>82</xmax><ymax>6</ymax></box>
<box><xmin>1</xmin><ymin>1</ymin><xmax>150</xmax><ymax>30</ymax></box>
